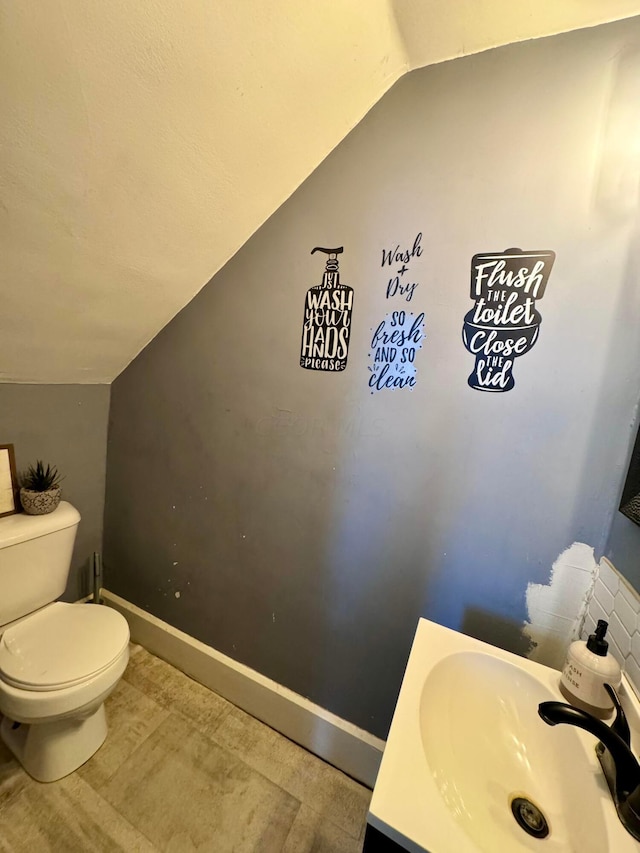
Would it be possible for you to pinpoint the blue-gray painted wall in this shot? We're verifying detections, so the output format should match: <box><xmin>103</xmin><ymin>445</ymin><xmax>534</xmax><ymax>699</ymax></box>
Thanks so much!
<box><xmin>0</xmin><ymin>384</ymin><xmax>110</xmax><ymax>600</ymax></box>
<box><xmin>104</xmin><ymin>20</ymin><xmax>640</xmax><ymax>738</ymax></box>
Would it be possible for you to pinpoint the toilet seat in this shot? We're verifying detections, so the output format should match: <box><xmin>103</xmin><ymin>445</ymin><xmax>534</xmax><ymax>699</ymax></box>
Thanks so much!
<box><xmin>0</xmin><ymin>602</ymin><xmax>129</xmax><ymax>691</ymax></box>
<box><xmin>0</xmin><ymin>645</ymin><xmax>130</xmax><ymax>724</ymax></box>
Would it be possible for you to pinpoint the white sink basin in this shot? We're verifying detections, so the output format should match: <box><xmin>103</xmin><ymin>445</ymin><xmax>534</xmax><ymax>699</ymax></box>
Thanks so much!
<box><xmin>368</xmin><ymin>619</ymin><xmax>640</xmax><ymax>852</ymax></box>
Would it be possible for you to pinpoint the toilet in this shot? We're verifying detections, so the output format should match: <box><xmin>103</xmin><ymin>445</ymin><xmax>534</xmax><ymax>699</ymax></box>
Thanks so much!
<box><xmin>0</xmin><ymin>502</ymin><xmax>129</xmax><ymax>782</ymax></box>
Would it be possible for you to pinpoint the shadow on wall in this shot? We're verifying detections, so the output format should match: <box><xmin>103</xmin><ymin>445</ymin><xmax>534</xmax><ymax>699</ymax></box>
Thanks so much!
<box><xmin>599</xmin><ymin>56</ymin><xmax>640</xmax><ymax>590</ymax></box>
<box><xmin>461</xmin><ymin>607</ymin><xmax>532</xmax><ymax>658</ymax></box>
<box><xmin>572</xmin><ymin>44</ymin><xmax>640</xmax><ymax>565</ymax></box>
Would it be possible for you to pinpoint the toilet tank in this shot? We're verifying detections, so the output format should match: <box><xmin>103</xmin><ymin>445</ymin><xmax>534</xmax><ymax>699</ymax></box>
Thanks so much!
<box><xmin>0</xmin><ymin>501</ymin><xmax>81</xmax><ymax>627</ymax></box>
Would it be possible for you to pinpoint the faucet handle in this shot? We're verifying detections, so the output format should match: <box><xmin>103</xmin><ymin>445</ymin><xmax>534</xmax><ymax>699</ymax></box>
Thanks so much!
<box><xmin>606</xmin><ymin>683</ymin><xmax>631</xmax><ymax>747</ymax></box>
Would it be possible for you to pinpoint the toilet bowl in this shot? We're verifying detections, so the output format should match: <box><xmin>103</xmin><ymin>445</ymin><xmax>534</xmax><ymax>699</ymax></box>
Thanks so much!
<box><xmin>0</xmin><ymin>601</ymin><xmax>130</xmax><ymax>782</ymax></box>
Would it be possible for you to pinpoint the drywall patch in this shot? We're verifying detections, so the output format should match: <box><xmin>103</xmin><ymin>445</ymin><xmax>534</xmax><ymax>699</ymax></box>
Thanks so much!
<box><xmin>523</xmin><ymin>542</ymin><xmax>598</xmax><ymax>670</ymax></box>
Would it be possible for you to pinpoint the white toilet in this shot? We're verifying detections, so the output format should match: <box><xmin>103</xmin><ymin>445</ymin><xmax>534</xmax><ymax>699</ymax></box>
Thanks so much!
<box><xmin>0</xmin><ymin>502</ymin><xmax>129</xmax><ymax>782</ymax></box>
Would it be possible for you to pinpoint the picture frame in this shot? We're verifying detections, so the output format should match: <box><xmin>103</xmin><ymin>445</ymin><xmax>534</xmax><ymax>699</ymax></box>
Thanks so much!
<box><xmin>620</xmin><ymin>423</ymin><xmax>640</xmax><ymax>527</ymax></box>
<box><xmin>0</xmin><ymin>444</ymin><xmax>19</xmax><ymax>517</ymax></box>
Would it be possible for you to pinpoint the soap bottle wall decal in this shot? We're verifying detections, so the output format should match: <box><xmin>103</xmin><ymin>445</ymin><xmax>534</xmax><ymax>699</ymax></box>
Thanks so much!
<box><xmin>461</xmin><ymin>247</ymin><xmax>555</xmax><ymax>392</ymax></box>
<box><xmin>300</xmin><ymin>247</ymin><xmax>354</xmax><ymax>372</ymax></box>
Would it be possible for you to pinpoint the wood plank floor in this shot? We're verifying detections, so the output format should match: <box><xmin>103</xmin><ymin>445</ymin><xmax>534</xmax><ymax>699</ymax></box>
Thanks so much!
<box><xmin>0</xmin><ymin>645</ymin><xmax>371</xmax><ymax>852</ymax></box>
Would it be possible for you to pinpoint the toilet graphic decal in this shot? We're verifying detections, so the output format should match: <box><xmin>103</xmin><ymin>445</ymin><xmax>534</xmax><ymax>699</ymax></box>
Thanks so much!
<box><xmin>462</xmin><ymin>247</ymin><xmax>555</xmax><ymax>392</ymax></box>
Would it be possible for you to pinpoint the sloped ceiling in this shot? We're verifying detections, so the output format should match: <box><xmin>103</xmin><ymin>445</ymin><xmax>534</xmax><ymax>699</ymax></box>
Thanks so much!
<box><xmin>1</xmin><ymin>1</ymin><xmax>639</xmax><ymax>383</ymax></box>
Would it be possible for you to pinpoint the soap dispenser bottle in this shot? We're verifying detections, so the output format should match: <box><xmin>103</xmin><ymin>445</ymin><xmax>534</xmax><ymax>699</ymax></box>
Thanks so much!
<box><xmin>560</xmin><ymin>620</ymin><xmax>622</xmax><ymax>717</ymax></box>
<box><xmin>300</xmin><ymin>247</ymin><xmax>354</xmax><ymax>372</ymax></box>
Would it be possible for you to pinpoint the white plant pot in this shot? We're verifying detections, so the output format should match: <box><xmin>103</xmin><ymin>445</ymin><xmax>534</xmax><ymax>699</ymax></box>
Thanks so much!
<box><xmin>19</xmin><ymin>486</ymin><xmax>62</xmax><ymax>515</ymax></box>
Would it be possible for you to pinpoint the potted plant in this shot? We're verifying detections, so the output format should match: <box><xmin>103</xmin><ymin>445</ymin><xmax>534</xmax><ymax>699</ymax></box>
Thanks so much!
<box><xmin>20</xmin><ymin>461</ymin><xmax>63</xmax><ymax>515</ymax></box>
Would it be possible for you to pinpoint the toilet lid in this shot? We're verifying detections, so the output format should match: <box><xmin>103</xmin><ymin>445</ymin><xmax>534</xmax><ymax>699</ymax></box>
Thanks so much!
<box><xmin>0</xmin><ymin>602</ymin><xmax>130</xmax><ymax>691</ymax></box>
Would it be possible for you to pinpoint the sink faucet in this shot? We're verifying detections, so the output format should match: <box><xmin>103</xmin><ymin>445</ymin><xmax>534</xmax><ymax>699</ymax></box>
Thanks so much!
<box><xmin>539</xmin><ymin>685</ymin><xmax>640</xmax><ymax>841</ymax></box>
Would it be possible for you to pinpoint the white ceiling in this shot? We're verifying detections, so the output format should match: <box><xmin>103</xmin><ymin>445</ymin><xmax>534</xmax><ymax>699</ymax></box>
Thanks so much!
<box><xmin>2</xmin><ymin>1</ymin><xmax>639</xmax><ymax>383</ymax></box>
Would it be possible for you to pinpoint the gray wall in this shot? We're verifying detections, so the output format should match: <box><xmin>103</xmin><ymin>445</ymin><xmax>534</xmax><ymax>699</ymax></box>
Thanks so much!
<box><xmin>0</xmin><ymin>384</ymin><xmax>111</xmax><ymax>600</ymax></box>
<box><xmin>600</xmin><ymin>35</ymin><xmax>640</xmax><ymax>595</ymax></box>
<box><xmin>105</xmin><ymin>20</ymin><xmax>640</xmax><ymax>738</ymax></box>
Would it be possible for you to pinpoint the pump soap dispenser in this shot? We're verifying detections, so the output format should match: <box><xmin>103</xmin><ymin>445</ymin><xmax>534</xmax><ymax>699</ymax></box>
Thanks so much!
<box><xmin>560</xmin><ymin>619</ymin><xmax>622</xmax><ymax>717</ymax></box>
<box><xmin>300</xmin><ymin>247</ymin><xmax>354</xmax><ymax>372</ymax></box>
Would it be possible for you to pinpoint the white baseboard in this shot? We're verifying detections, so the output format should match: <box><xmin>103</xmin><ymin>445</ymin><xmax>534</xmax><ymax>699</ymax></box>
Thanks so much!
<box><xmin>101</xmin><ymin>589</ymin><xmax>384</xmax><ymax>788</ymax></box>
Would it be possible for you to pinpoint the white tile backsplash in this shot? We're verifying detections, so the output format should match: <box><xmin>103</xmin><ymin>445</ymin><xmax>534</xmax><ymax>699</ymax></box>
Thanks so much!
<box><xmin>632</xmin><ymin>630</ymin><xmax>640</xmax><ymax>663</ymax></box>
<box><xmin>610</xmin><ymin>612</ymin><xmax>632</xmax><ymax>657</ymax></box>
<box><xmin>615</xmin><ymin>590</ymin><xmax>637</xmax><ymax>635</ymax></box>
<box><xmin>626</xmin><ymin>655</ymin><xmax>640</xmax><ymax>696</ymax></box>
<box><xmin>598</xmin><ymin>559</ymin><xmax>620</xmax><ymax>596</ymax></box>
<box><xmin>583</xmin><ymin>557</ymin><xmax>640</xmax><ymax>697</ymax></box>
<box><xmin>583</xmin><ymin>613</ymin><xmax>596</xmax><ymax>638</ymax></box>
<box><xmin>593</xmin><ymin>579</ymin><xmax>615</xmax><ymax>614</ymax></box>
<box><xmin>589</xmin><ymin>595</ymin><xmax>609</xmax><ymax>628</ymax></box>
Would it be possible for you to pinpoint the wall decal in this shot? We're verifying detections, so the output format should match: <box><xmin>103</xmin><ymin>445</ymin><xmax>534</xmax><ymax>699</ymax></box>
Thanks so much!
<box><xmin>462</xmin><ymin>248</ymin><xmax>555</xmax><ymax>392</ymax></box>
<box><xmin>382</xmin><ymin>232</ymin><xmax>423</xmax><ymax>302</ymax></box>
<box><xmin>300</xmin><ymin>247</ymin><xmax>354</xmax><ymax>372</ymax></box>
<box><xmin>368</xmin><ymin>310</ymin><xmax>425</xmax><ymax>392</ymax></box>
<box><xmin>368</xmin><ymin>232</ymin><xmax>426</xmax><ymax>393</ymax></box>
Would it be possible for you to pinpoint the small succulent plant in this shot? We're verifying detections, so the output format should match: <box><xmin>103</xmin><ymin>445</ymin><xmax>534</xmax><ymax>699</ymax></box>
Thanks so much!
<box><xmin>21</xmin><ymin>461</ymin><xmax>61</xmax><ymax>492</ymax></box>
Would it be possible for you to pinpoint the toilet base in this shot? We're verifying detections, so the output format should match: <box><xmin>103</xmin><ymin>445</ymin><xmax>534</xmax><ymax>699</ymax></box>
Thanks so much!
<box><xmin>1</xmin><ymin>703</ymin><xmax>108</xmax><ymax>782</ymax></box>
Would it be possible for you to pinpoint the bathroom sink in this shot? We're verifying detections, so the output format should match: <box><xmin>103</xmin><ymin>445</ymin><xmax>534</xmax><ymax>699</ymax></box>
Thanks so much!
<box><xmin>420</xmin><ymin>651</ymin><xmax>606</xmax><ymax>851</ymax></box>
<box><xmin>368</xmin><ymin>619</ymin><xmax>640</xmax><ymax>852</ymax></box>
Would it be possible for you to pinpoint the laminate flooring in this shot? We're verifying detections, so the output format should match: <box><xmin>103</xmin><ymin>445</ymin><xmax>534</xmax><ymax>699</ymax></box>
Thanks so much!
<box><xmin>0</xmin><ymin>645</ymin><xmax>372</xmax><ymax>852</ymax></box>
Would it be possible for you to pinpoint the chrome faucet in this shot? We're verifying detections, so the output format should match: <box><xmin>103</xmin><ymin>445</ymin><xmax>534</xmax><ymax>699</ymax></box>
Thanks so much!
<box><xmin>539</xmin><ymin>685</ymin><xmax>640</xmax><ymax>841</ymax></box>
